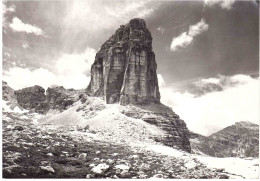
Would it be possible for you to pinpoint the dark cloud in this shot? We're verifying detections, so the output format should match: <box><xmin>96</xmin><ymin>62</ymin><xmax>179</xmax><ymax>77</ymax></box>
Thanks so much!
<box><xmin>148</xmin><ymin>1</ymin><xmax>258</xmax><ymax>86</ymax></box>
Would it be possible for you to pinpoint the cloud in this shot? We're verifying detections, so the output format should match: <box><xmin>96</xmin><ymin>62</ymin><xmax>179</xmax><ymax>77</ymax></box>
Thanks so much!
<box><xmin>204</xmin><ymin>0</ymin><xmax>236</xmax><ymax>10</ymax></box>
<box><xmin>3</xmin><ymin>67</ymin><xmax>57</xmax><ymax>90</ymax></box>
<box><xmin>170</xmin><ymin>19</ymin><xmax>208</xmax><ymax>51</ymax></box>
<box><xmin>186</xmin><ymin>74</ymin><xmax>255</xmax><ymax>97</ymax></box>
<box><xmin>157</xmin><ymin>26</ymin><xmax>165</xmax><ymax>35</ymax></box>
<box><xmin>22</xmin><ymin>43</ymin><xmax>30</xmax><ymax>49</ymax></box>
<box><xmin>2</xmin><ymin>1</ymin><xmax>15</xmax><ymax>14</ymax></box>
<box><xmin>2</xmin><ymin>1</ymin><xmax>16</xmax><ymax>29</ymax></box>
<box><xmin>9</xmin><ymin>17</ymin><xmax>46</xmax><ymax>36</ymax></box>
<box><xmin>170</xmin><ymin>32</ymin><xmax>193</xmax><ymax>51</ymax></box>
<box><xmin>157</xmin><ymin>74</ymin><xmax>166</xmax><ymax>87</ymax></box>
<box><xmin>55</xmin><ymin>48</ymin><xmax>96</xmax><ymax>76</ymax></box>
<box><xmin>3</xmin><ymin>47</ymin><xmax>97</xmax><ymax>90</ymax></box>
<box><xmin>62</xmin><ymin>0</ymin><xmax>157</xmax><ymax>35</ymax></box>
<box><xmin>159</xmin><ymin>74</ymin><xmax>259</xmax><ymax>136</ymax></box>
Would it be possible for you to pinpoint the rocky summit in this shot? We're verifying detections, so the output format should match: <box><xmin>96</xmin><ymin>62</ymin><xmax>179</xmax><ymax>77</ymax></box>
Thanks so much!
<box><xmin>87</xmin><ymin>18</ymin><xmax>160</xmax><ymax>105</ymax></box>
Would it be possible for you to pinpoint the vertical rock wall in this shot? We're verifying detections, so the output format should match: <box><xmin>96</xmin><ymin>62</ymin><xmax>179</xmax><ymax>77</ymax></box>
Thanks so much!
<box><xmin>87</xmin><ymin>18</ymin><xmax>160</xmax><ymax>105</ymax></box>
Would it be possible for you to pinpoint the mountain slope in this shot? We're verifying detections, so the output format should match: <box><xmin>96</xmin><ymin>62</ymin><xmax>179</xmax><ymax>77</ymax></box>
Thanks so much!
<box><xmin>190</xmin><ymin>121</ymin><xmax>259</xmax><ymax>157</ymax></box>
<box><xmin>39</xmin><ymin>95</ymin><xmax>191</xmax><ymax>152</ymax></box>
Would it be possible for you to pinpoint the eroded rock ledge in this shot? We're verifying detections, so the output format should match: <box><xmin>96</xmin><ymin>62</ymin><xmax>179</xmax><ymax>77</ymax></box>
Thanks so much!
<box><xmin>121</xmin><ymin>103</ymin><xmax>191</xmax><ymax>152</ymax></box>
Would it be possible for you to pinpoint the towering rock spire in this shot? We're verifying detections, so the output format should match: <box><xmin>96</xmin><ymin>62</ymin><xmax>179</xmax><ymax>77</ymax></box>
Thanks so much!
<box><xmin>87</xmin><ymin>18</ymin><xmax>160</xmax><ymax>105</ymax></box>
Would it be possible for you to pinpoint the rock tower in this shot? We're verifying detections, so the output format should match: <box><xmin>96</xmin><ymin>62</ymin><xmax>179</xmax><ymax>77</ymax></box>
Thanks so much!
<box><xmin>87</xmin><ymin>18</ymin><xmax>160</xmax><ymax>105</ymax></box>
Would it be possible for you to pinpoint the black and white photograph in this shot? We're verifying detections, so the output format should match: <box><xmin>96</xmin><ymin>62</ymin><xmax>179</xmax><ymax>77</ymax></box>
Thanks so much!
<box><xmin>1</xmin><ymin>0</ymin><xmax>259</xmax><ymax>179</ymax></box>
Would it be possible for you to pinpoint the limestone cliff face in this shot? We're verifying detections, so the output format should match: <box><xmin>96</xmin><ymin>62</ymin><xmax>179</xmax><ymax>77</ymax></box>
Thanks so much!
<box><xmin>87</xmin><ymin>18</ymin><xmax>160</xmax><ymax>105</ymax></box>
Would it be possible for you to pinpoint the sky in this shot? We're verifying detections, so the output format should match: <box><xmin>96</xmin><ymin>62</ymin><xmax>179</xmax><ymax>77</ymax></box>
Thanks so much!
<box><xmin>1</xmin><ymin>0</ymin><xmax>259</xmax><ymax>135</ymax></box>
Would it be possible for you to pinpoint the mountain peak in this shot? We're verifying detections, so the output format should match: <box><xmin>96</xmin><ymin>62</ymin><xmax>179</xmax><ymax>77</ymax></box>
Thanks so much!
<box><xmin>87</xmin><ymin>18</ymin><xmax>160</xmax><ymax>105</ymax></box>
<box><xmin>128</xmin><ymin>18</ymin><xmax>147</xmax><ymax>30</ymax></box>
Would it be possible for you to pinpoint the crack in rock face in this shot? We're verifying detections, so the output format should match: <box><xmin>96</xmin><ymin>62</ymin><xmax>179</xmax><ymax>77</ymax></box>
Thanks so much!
<box><xmin>87</xmin><ymin>18</ymin><xmax>160</xmax><ymax>105</ymax></box>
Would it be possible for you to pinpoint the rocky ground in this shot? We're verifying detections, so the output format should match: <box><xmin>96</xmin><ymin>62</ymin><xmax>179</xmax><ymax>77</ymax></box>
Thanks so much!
<box><xmin>3</xmin><ymin>111</ymin><xmax>234</xmax><ymax>179</ymax></box>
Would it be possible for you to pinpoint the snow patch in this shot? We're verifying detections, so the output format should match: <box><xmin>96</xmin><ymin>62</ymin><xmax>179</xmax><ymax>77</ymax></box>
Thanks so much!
<box><xmin>197</xmin><ymin>156</ymin><xmax>259</xmax><ymax>179</ymax></box>
<box><xmin>2</xmin><ymin>100</ymin><xmax>28</xmax><ymax>113</ymax></box>
<box><xmin>143</xmin><ymin>144</ymin><xmax>259</xmax><ymax>179</ymax></box>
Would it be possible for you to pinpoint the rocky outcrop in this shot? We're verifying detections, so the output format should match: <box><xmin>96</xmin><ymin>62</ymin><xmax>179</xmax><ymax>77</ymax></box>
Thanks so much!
<box><xmin>86</xmin><ymin>18</ymin><xmax>191</xmax><ymax>152</ymax></box>
<box><xmin>121</xmin><ymin>103</ymin><xmax>191</xmax><ymax>152</ymax></box>
<box><xmin>13</xmin><ymin>85</ymin><xmax>84</xmax><ymax>114</ymax></box>
<box><xmin>46</xmin><ymin>86</ymin><xmax>83</xmax><ymax>111</ymax></box>
<box><xmin>87</xmin><ymin>18</ymin><xmax>160</xmax><ymax>105</ymax></box>
<box><xmin>14</xmin><ymin>85</ymin><xmax>49</xmax><ymax>114</ymax></box>
<box><xmin>2</xmin><ymin>81</ymin><xmax>24</xmax><ymax>111</ymax></box>
<box><xmin>2</xmin><ymin>81</ymin><xmax>15</xmax><ymax>102</ymax></box>
<box><xmin>190</xmin><ymin>121</ymin><xmax>259</xmax><ymax>157</ymax></box>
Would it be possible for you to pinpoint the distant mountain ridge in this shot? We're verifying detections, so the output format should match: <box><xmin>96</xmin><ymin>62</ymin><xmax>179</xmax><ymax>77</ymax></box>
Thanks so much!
<box><xmin>190</xmin><ymin>121</ymin><xmax>259</xmax><ymax>158</ymax></box>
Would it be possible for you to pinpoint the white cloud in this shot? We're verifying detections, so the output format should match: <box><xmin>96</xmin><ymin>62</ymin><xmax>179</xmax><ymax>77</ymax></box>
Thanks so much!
<box><xmin>9</xmin><ymin>17</ymin><xmax>46</xmax><ymax>36</ymax></box>
<box><xmin>157</xmin><ymin>74</ymin><xmax>166</xmax><ymax>87</ymax></box>
<box><xmin>204</xmin><ymin>0</ymin><xmax>236</xmax><ymax>10</ymax></box>
<box><xmin>170</xmin><ymin>19</ymin><xmax>208</xmax><ymax>51</ymax></box>
<box><xmin>62</xmin><ymin>0</ymin><xmax>157</xmax><ymax>34</ymax></box>
<box><xmin>188</xmin><ymin>19</ymin><xmax>209</xmax><ymax>37</ymax></box>
<box><xmin>3</xmin><ymin>67</ymin><xmax>57</xmax><ymax>90</ymax></box>
<box><xmin>157</xmin><ymin>26</ymin><xmax>165</xmax><ymax>35</ymax></box>
<box><xmin>200</xmin><ymin>77</ymin><xmax>220</xmax><ymax>84</ymax></box>
<box><xmin>22</xmin><ymin>43</ymin><xmax>30</xmax><ymax>49</ymax></box>
<box><xmin>2</xmin><ymin>1</ymin><xmax>16</xmax><ymax>29</ymax></box>
<box><xmin>2</xmin><ymin>1</ymin><xmax>15</xmax><ymax>14</ymax></box>
<box><xmin>3</xmin><ymin>47</ymin><xmax>96</xmax><ymax>90</ymax></box>
<box><xmin>56</xmin><ymin>47</ymin><xmax>96</xmax><ymax>76</ymax></box>
<box><xmin>159</xmin><ymin>74</ymin><xmax>259</xmax><ymax>136</ymax></box>
<box><xmin>170</xmin><ymin>32</ymin><xmax>193</xmax><ymax>51</ymax></box>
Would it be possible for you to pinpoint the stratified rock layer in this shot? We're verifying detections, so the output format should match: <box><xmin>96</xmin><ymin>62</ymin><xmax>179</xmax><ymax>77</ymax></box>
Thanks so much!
<box><xmin>121</xmin><ymin>103</ymin><xmax>191</xmax><ymax>152</ymax></box>
<box><xmin>87</xmin><ymin>18</ymin><xmax>160</xmax><ymax>105</ymax></box>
